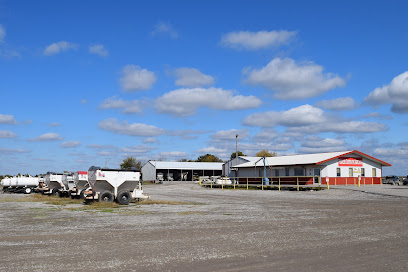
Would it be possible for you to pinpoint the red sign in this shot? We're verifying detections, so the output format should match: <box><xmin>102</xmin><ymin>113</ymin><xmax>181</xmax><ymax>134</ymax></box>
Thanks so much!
<box><xmin>338</xmin><ymin>157</ymin><xmax>363</xmax><ymax>167</ymax></box>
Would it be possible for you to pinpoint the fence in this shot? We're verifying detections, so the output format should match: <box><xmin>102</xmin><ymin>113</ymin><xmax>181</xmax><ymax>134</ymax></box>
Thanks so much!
<box><xmin>199</xmin><ymin>176</ymin><xmax>383</xmax><ymax>191</ymax></box>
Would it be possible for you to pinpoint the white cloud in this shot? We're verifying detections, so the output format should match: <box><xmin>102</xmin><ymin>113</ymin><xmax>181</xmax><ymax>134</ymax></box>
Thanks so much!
<box><xmin>99</xmin><ymin>118</ymin><xmax>165</xmax><ymax>137</ymax></box>
<box><xmin>364</xmin><ymin>71</ymin><xmax>408</xmax><ymax>113</ymax></box>
<box><xmin>156</xmin><ymin>87</ymin><xmax>262</xmax><ymax>116</ymax></box>
<box><xmin>143</xmin><ymin>137</ymin><xmax>158</xmax><ymax>144</ymax></box>
<box><xmin>151</xmin><ymin>22</ymin><xmax>178</xmax><ymax>39</ymax></box>
<box><xmin>363</xmin><ymin>112</ymin><xmax>392</xmax><ymax>120</ymax></box>
<box><xmin>87</xmin><ymin>144</ymin><xmax>117</xmax><ymax>149</ymax></box>
<box><xmin>315</xmin><ymin>97</ymin><xmax>358</xmax><ymax>111</ymax></box>
<box><xmin>44</xmin><ymin>41</ymin><xmax>78</xmax><ymax>56</ymax></box>
<box><xmin>174</xmin><ymin>67</ymin><xmax>215</xmax><ymax>87</ymax></box>
<box><xmin>253</xmin><ymin>129</ymin><xmax>278</xmax><ymax>142</ymax></box>
<box><xmin>245</xmin><ymin>58</ymin><xmax>346</xmax><ymax>99</ymax></box>
<box><xmin>119</xmin><ymin>65</ymin><xmax>157</xmax><ymax>91</ymax></box>
<box><xmin>0</xmin><ymin>25</ymin><xmax>5</xmax><ymax>42</ymax></box>
<box><xmin>27</xmin><ymin>133</ymin><xmax>63</xmax><ymax>142</ymax></box>
<box><xmin>100</xmin><ymin>97</ymin><xmax>143</xmax><ymax>114</ymax></box>
<box><xmin>122</xmin><ymin>145</ymin><xmax>156</xmax><ymax>154</ymax></box>
<box><xmin>244</xmin><ymin>104</ymin><xmax>387</xmax><ymax>134</ymax></box>
<box><xmin>196</xmin><ymin>146</ymin><xmax>228</xmax><ymax>154</ymax></box>
<box><xmin>89</xmin><ymin>44</ymin><xmax>109</xmax><ymax>57</ymax></box>
<box><xmin>60</xmin><ymin>141</ymin><xmax>81</xmax><ymax>148</ymax></box>
<box><xmin>300</xmin><ymin>136</ymin><xmax>345</xmax><ymax>152</ymax></box>
<box><xmin>49</xmin><ymin>122</ymin><xmax>61</xmax><ymax>127</ymax></box>
<box><xmin>220</xmin><ymin>30</ymin><xmax>296</xmax><ymax>50</ymax></box>
<box><xmin>0</xmin><ymin>147</ymin><xmax>30</xmax><ymax>154</ymax></box>
<box><xmin>244</xmin><ymin>104</ymin><xmax>328</xmax><ymax>127</ymax></box>
<box><xmin>0</xmin><ymin>114</ymin><xmax>17</xmax><ymax>124</ymax></box>
<box><xmin>81</xmin><ymin>99</ymin><xmax>88</xmax><ymax>104</ymax></box>
<box><xmin>211</xmin><ymin>129</ymin><xmax>250</xmax><ymax>141</ymax></box>
<box><xmin>158</xmin><ymin>151</ymin><xmax>188</xmax><ymax>159</ymax></box>
<box><xmin>0</xmin><ymin>130</ymin><xmax>17</xmax><ymax>138</ymax></box>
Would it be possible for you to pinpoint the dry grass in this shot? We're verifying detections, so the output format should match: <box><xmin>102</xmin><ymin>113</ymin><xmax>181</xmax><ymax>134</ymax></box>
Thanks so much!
<box><xmin>136</xmin><ymin>199</ymin><xmax>201</xmax><ymax>205</ymax></box>
<box><xmin>177</xmin><ymin>211</ymin><xmax>207</xmax><ymax>216</ymax></box>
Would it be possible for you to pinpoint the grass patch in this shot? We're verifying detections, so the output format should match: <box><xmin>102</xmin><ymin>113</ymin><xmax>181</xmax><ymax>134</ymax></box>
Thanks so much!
<box><xmin>137</xmin><ymin>199</ymin><xmax>201</xmax><ymax>205</ymax></box>
<box><xmin>177</xmin><ymin>211</ymin><xmax>207</xmax><ymax>216</ymax></box>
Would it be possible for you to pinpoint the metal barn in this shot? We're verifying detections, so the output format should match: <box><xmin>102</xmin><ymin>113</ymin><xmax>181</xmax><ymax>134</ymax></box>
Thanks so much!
<box><xmin>141</xmin><ymin>161</ymin><xmax>223</xmax><ymax>182</ymax></box>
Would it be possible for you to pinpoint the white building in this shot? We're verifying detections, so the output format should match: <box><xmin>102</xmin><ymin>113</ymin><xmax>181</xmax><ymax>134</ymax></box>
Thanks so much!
<box><xmin>142</xmin><ymin>161</ymin><xmax>223</xmax><ymax>182</ymax></box>
<box><xmin>229</xmin><ymin>150</ymin><xmax>391</xmax><ymax>185</ymax></box>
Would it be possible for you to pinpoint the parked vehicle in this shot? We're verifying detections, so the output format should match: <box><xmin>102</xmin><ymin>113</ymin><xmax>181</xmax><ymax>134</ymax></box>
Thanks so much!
<box><xmin>383</xmin><ymin>175</ymin><xmax>402</xmax><ymax>185</ymax></box>
<box><xmin>166</xmin><ymin>173</ymin><xmax>174</xmax><ymax>181</ymax></box>
<box><xmin>403</xmin><ymin>175</ymin><xmax>408</xmax><ymax>186</ymax></box>
<box><xmin>70</xmin><ymin>171</ymin><xmax>89</xmax><ymax>199</ymax></box>
<box><xmin>215</xmin><ymin>176</ymin><xmax>232</xmax><ymax>185</ymax></box>
<box><xmin>1</xmin><ymin>176</ymin><xmax>39</xmax><ymax>194</ymax></box>
<box><xmin>156</xmin><ymin>172</ymin><xmax>164</xmax><ymax>183</ymax></box>
<box><xmin>58</xmin><ymin>172</ymin><xmax>74</xmax><ymax>197</ymax></box>
<box><xmin>83</xmin><ymin>166</ymin><xmax>148</xmax><ymax>204</ymax></box>
<box><xmin>40</xmin><ymin>172</ymin><xmax>63</xmax><ymax>195</ymax></box>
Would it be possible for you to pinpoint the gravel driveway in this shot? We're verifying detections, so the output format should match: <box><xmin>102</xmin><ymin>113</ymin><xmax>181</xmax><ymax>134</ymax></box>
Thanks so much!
<box><xmin>1</xmin><ymin>183</ymin><xmax>407</xmax><ymax>272</ymax></box>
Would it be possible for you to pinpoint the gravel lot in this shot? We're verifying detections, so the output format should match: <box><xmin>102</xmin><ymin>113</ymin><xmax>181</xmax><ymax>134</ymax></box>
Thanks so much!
<box><xmin>1</xmin><ymin>183</ymin><xmax>408</xmax><ymax>272</ymax></box>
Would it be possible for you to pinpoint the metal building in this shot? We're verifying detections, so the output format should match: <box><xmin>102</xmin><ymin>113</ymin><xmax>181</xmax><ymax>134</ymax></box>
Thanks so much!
<box><xmin>141</xmin><ymin>161</ymin><xmax>223</xmax><ymax>182</ymax></box>
<box><xmin>222</xmin><ymin>156</ymin><xmax>260</xmax><ymax>177</ymax></box>
<box><xmin>231</xmin><ymin>150</ymin><xmax>391</xmax><ymax>185</ymax></box>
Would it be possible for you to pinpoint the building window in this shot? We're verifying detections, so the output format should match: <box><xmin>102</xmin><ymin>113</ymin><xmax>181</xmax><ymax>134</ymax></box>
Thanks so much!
<box><xmin>361</xmin><ymin>168</ymin><xmax>365</xmax><ymax>177</ymax></box>
<box><xmin>337</xmin><ymin>168</ymin><xmax>341</xmax><ymax>177</ymax></box>
<box><xmin>274</xmin><ymin>169</ymin><xmax>279</xmax><ymax>176</ymax></box>
<box><xmin>372</xmin><ymin>168</ymin><xmax>376</xmax><ymax>177</ymax></box>
<box><xmin>349</xmin><ymin>168</ymin><xmax>353</xmax><ymax>177</ymax></box>
<box><xmin>285</xmin><ymin>168</ymin><xmax>289</xmax><ymax>176</ymax></box>
<box><xmin>294</xmin><ymin>168</ymin><xmax>304</xmax><ymax>176</ymax></box>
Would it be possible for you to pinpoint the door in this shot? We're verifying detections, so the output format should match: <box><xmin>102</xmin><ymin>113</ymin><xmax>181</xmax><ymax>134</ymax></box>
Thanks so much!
<box><xmin>313</xmin><ymin>168</ymin><xmax>320</xmax><ymax>184</ymax></box>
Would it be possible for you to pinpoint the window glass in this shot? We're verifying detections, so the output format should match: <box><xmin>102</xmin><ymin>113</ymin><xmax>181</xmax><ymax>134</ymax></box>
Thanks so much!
<box><xmin>285</xmin><ymin>168</ymin><xmax>289</xmax><ymax>176</ymax></box>
<box><xmin>336</xmin><ymin>168</ymin><xmax>341</xmax><ymax>177</ymax></box>
<box><xmin>361</xmin><ymin>168</ymin><xmax>365</xmax><ymax>177</ymax></box>
<box><xmin>294</xmin><ymin>168</ymin><xmax>304</xmax><ymax>176</ymax></box>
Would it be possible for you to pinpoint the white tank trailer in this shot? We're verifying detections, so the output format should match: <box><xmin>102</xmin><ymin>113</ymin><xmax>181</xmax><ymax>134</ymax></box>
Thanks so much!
<box><xmin>83</xmin><ymin>166</ymin><xmax>149</xmax><ymax>205</ymax></box>
<box><xmin>41</xmin><ymin>172</ymin><xmax>63</xmax><ymax>195</ymax></box>
<box><xmin>1</xmin><ymin>176</ymin><xmax>39</xmax><ymax>194</ymax></box>
<box><xmin>58</xmin><ymin>173</ymin><xmax>75</xmax><ymax>197</ymax></box>
<box><xmin>70</xmin><ymin>171</ymin><xmax>89</xmax><ymax>199</ymax></box>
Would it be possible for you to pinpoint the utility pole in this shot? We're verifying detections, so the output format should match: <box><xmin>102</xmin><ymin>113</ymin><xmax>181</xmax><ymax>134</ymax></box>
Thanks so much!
<box><xmin>235</xmin><ymin>134</ymin><xmax>238</xmax><ymax>165</ymax></box>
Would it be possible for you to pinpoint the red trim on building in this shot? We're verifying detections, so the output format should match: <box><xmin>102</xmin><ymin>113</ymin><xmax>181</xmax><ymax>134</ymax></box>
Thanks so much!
<box><xmin>316</xmin><ymin>150</ymin><xmax>391</xmax><ymax>166</ymax></box>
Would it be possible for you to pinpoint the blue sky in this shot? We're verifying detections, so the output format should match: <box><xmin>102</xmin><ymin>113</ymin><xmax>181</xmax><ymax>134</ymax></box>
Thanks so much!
<box><xmin>1</xmin><ymin>0</ymin><xmax>407</xmax><ymax>175</ymax></box>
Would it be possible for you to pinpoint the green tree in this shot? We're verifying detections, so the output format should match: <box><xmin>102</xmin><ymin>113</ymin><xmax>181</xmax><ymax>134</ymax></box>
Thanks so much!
<box><xmin>120</xmin><ymin>157</ymin><xmax>142</xmax><ymax>170</ymax></box>
<box><xmin>196</xmin><ymin>154</ymin><xmax>223</xmax><ymax>162</ymax></box>
<box><xmin>230</xmin><ymin>151</ymin><xmax>245</xmax><ymax>160</ymax></box>
<box><xmin>255</xmin><ymin>150</ymin><xmax>277</xmax><ymax>157</ymax></box>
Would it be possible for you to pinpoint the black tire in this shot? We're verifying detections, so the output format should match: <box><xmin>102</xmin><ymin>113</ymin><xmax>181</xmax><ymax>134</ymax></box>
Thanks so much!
<box><xmin>117</xmin><ymin>190</ymin><xmax>131</xmax><ymax>205</ymax></box>
<box><xmin>50</xmin><ymin>188</ymin><xmax>57</xmax><ymax>196</ymax></box>
<box><xmin>99</xmin><ymin>191</ymin><xmax>114</xmax><ymax>202</ymax></box>
<box><xmin>79</xmin><ymin>190</ymin><xmax>85</xmax><ymax>199</ymax></box>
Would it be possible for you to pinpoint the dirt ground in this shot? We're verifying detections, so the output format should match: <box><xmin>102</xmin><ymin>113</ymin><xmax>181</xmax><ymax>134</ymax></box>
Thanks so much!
<box><xmin>1</xmin><ymin>183</ymin><xmax>408</xmax><ymax>272</ymax></box>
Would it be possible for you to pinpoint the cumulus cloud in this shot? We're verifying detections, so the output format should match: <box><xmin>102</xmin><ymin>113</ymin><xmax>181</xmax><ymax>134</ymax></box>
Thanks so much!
<box><xmin>211</xmin><ymin>129</ymin><xmax>250</xmax><ymax>141</ymax></box>
<box><xmin>244</xmin><ymin>104</ymin><xmax>387</xmax><ymax>134</ymax></box>
<box><xmin>364</xmin><ymin>71</ymin><xmax>408</xmax><ymax>113</ymax></box>
<box><xmin>143</xmin><ymin>137</ymin><xmax>158</xmax><ymax>144</ymax></box>
<box><xmin>0</xmin><ymin>147</ymin><xmax>30</xmax><ymax>154</ymax></box>
<box><xmin>363</xmin><ymin>112</ymin><xmax>392</xmax><ymax>120</ymax></box>
<box><xmin>119</xmin><ymin>65</ymin><xmax>157</xmax><ymax>91</ymax></box>
<box><xmin>315</xmin><ymin>97</ymin><xmax>358</xmax><ymax>111</ymax></box>
<box><xmin>253</xmin><ymin>129</ymin><xmax>279</xmax><ymax>142</ymax></box>
<box><xmin>158</xmin><ymin>151</ymin><xmax>188</xmax><ymax>159</ymax></box>
<box><xmin>122</xmin><ymin>145</ymin><xmax>156</xmax><ymax>154</ymax></box>
<box><xmin>100</xmin><ymin>97</ymin><xmax>143</xmax><ymax>114</ymax></box>
<box><xmin>244</xmin><ymin>104</ymin><xmax>328</xmax><ymax>127</ymax></box>
<box><xmin>27</xmin><ymin>133</ymin><xmax>63</xmax><ymax>142</ymax></box>
<box><xmin>196</xmin><ymin>146</ymin><xmax>228</xmax><ymax>154</ymax></box>
<box><xmin>0</xmin><ymin>130</ymin><xmax>17</xmax><ymax>138</ymax></box>
<box><xmin>174</xmin><ymin>68</ymin><xmax>215</xmax><ymax>87</ymax></box>
<box><xmin>167</xmin><ymin>129</ymin><xmax>209</xmax><ymax>140</ymax></box>
<box><xmin>0</xmin><ymin>25</ymin><xmax>5</xmax><ymax>42</ymax></box>
<box><xmin>89</xmin><ymin>44</ymin><xmax>109</xmax><ymax>57</ymax></box>
<box><xmin>220</xmin><ymin>30</ymin><xmax>296</xmax><ymax>50</ymax></box>
<box><xmin>87</xmin><ymin>144</ymin><xmax>117</xmax><ymax>149</ymax></box>
<box><xmin>156</xmin><ymin>87</ymin><xmax>262</xmax><ymax>116</ymax></box>
<box><xmin>99</xmin><ymin>118</ymin><xmax>165</xmax><ymax>137</ymax></box>
<box><xmin>44</xmin><ymin>41</ymin><xmax>78</xmax><ymax>55</ymax></box>
<box><xmin>151</xmin><ymin>22</ymin><xmax>178</xmax><ymax>39</ymax></box>
<box><xmin>49</xmin><ymin>122</ymin><xmax>61</xmax><ymax>127</ymax></box>
<box><xmin>298</xmin><ymin>136</ymin><xmax>346</xmax><ymax>153</ymax></box>
<box><xmin>60</xmin><ymin>141</ymin><xmax>81</xmax><ymax>148</ymax></box>
<box><xmin>0</xmin><ymin>114</ymin><xmax>17</xmax><ymax>124</ymax></box>
<box><xmin>245</xmin><ymin>58</ymin><xmax>346</xmax><ymax>99</ymax></box>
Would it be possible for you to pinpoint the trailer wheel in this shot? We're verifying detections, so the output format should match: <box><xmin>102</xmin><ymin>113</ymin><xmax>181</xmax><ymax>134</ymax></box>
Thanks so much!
<box><xmin>99</xmin><ymin>191</ymin><xmax>114</xmax><ymax>202</ymax></box>
<box><xmin>24</xmin><ymin>188</ymin><xmax>32</xmax><ymax>194</ymax></box>
<box><xmin>117</xmin><ymin>190</ymin><xmax>131</xmax><ymax>205</ymax></box>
